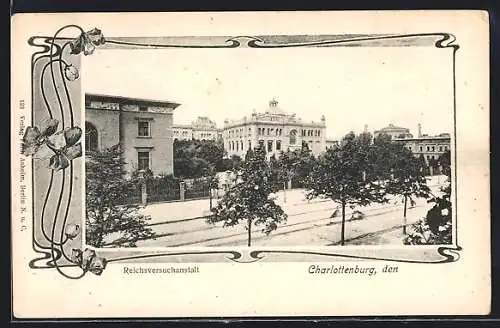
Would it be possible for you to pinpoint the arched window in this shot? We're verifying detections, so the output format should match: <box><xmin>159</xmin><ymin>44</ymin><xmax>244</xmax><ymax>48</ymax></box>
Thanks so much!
<box><xmin>85</xmin><ymin>122</ymin><xmax>98</xmax><ymax>151</ymax></box>
<box><xmin>289</xmin><ymin>129</ymin><xmax>297</xmax><ymax>145</ymax></box>
<box><xmin>240</xmin><ymin>140</ymin><xmax>244</xmax><ymax>151</ymax></box>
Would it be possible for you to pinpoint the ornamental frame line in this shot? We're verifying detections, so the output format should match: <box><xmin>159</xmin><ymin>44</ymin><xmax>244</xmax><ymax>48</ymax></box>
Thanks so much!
<box><xmin>24</xmin><ymin>26</ymin><xmax>461</xmax><ymax>279</ymax></box>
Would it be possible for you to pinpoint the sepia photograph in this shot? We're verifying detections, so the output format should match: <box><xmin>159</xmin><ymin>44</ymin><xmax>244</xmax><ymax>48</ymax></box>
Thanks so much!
<box><xmin>83</xmin><ymin>46</ymin><xmax>453</xmax><ymax>248</ymax></box>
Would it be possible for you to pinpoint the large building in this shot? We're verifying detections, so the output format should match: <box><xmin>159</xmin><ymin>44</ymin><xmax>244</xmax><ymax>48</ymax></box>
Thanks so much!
<box><xmin>223</xmin><ymin>99</ymin><xmax>327</xmax><ymax>158</ymax></box>
<box><xmin>85</xmin><ymin>93</ymin><xmax>180</xmax><ymax>176</ymax></box>
<box><xmin>393</xmin><ymin>133</ymin><xmax>451</xmax><ymax>164</ymax></box>
<box><xmin>172</xmin><ymin>116</ymin><xmax>221</xmax><ymax>141</ymax></box>
<box><xmin>380</xmin><ymin>123</ymin><xmax>451</xmax><ymax>164</ymax></box>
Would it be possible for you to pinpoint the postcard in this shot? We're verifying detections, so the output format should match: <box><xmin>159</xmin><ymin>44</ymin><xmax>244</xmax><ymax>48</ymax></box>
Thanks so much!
<box><xmin>11</xmin><ymin>11</ymin><xmax>490</xmax><ymax>317</ymax></box>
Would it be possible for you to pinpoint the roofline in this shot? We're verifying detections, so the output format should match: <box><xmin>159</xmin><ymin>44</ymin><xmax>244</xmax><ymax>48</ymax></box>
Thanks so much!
<box><xmin>393</xmin><ymin>137</ymin><xmax>451</xmax><ymax>141</ymax></box>
<box><xmin>85</xmin><ymin>93</ymin><xmax>181</xmax><ymax>109</ymax></box>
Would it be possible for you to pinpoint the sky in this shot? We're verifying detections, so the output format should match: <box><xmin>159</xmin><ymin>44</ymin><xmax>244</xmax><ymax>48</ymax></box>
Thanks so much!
<box><xmin>83</xmin><ymin>46</ymin><xmax>454</xmax><ymax>140</ymax></box>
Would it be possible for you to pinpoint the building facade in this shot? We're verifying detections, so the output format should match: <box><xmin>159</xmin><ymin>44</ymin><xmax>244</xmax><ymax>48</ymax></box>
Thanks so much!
<box><xmin>172</xmin><ymin>116</ymin><xmax>221</xmax><ymax>141</ymax></box>
<box><xmin>223</xmin><ymin>99</ymin><xmax>327</xmax><ymax>159</ymax></box>
<box><xmin>326</xmin><ymin>139</ymin><xmax>339</xmax><ymax>149</ymax></box>
<box><xmin>393</xmin><ymin>133</ymin><xmax>451</xmax><ymax>164</ymax></box>
<box><xmin>85</xmin><ymin>93</ymin><xmax>180</xmax><ymax>176</ymax></box>
<box><xmin>375</xmin><ymin>123</ymin><xmax>451</xmax><ymax>164</ymax></box>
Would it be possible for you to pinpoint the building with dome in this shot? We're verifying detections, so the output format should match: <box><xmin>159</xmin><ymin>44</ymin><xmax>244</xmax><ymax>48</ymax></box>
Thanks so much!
<box><xmin>374</xmin><ymin>123</ymin><xmax>413</xmax><ymax>139</ymax></box>
<box><xmin>222</xmin><ymin>99</ymin><xmax>327</xmax><ymax>158</ymax></box>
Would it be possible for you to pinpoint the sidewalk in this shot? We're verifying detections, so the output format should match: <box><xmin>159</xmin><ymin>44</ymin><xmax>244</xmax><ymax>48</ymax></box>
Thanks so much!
<box><xmin>139</xmin><ymin>189</ymin><xmax>317</xmax><ymax>225</ymax></box>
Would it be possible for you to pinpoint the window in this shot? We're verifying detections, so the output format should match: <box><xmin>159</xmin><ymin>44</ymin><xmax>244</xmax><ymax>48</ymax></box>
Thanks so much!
<box><xmin>419</xmin><ymin>146</ymin><xmax>423</xmax><ymax>151</ymax></box>
<box><xmin>85</xmin><ymin>122</ymin><xmax>98</xmax><ymax>151</ymax></box>
<box><xmin>236</xmin><ymin>142</ymin><xmax>239</xmax><ymax>151</ymax></box>
<box><xmin>289</xmin><ymin>130</ymin><xmax>297</xmax><ymax>145</ymax></box>
<box><xmin>248</xmin><ymin>140</ymin><xmax>252</xmax><ymax>150</ymax></box>
<box><xmin>445</xmin><ymin>146</ymin><xmax>449</xmax><ymax>151</ymax></box>
<box><xmin>267</xmin><ymin>128</ymin><xmax>270</xmax><ymax>136</ymax></box>
<box><xmin>318</xmin><ymin>130</ymin><xmax>321</xmax><ymax>137</ymax></box>
<box><xmin>259</xmin><ymin>140</ymin><xmax>264</xmax><ymax>148</ymax></box>
<box><xmin>427</xmin><ymin>146</ymin><xmax>430</xmax><ymax>151</ymax></box>
<box><xmin>432</xmin><ymin>146</ymin><xmax>435</xmax><ymax>152</ymax></box>
<box><xmin>138</xmin><ymin>151</ymin><xmax>150</xmax><ymax>170</ymax></box>
<box><xmin>439</xmin><ymin>146</ymin><xmax>443</xmax><ymax>152</ymax></box>
<box><xmin>276</xmin><ymin>140</ymin><xmax>281</xmax><ymax>151</ymax></box>
<box><xmin>138</xmin><ymin>121</ymin><xmax>150</xmax><ymax>137</ymax></box>
<box><xmin>241</xmin><ymin>140</ymin><xmax>244</xmax><ymax>151</ymax></box>
<box><xmin>408</xmin><ymin>147</ymin><xmax>412</xmax><ymax>151</ymax></box>
<box><xmin>139</xmin><ymin>105</ymin><xmax>148</xmax><ymax>112</ymax></box>
<box><xmin>267</xmin><ymin>140</ymin><xmax>273</xmax><ymax>152</ymax></box>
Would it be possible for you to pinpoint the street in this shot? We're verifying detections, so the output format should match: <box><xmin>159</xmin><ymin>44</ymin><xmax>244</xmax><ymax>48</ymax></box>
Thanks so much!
<box><xmin>133</xmin><ymin>176</ymin><xmax>447</xmax><ymax>247</ymax></box>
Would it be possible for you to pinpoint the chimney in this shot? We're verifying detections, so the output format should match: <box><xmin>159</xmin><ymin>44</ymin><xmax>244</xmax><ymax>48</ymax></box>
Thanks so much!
<box><xmin>418</xmin><ymin>123</ymin><xmax>422</xmax><ymax>138</ymax></box>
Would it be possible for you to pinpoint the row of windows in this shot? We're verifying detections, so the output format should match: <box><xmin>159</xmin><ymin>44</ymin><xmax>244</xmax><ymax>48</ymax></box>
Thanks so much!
<box><xmin>228</xmin><ymin>127</ymin><xmax>249</xmax><ymax>138</ymax></box>
<box><xmin>197</xmin><ymin>133</ymin><xmax>214</xmax><ymax>139</ymax></box>
<box><xmin>173</xmin><ymin>130</ymin><xmax>190</xmax><ymax>135</ymax></box>
<box><xmin>227</xmin><ymin>139</ymin><xmax>283</xmax><ymax>152</ymax></box>
<box><xmin>301</xmin><ymin>129</ymin><xmax>321</xmax><ymax>137</ymax></box>
<box><xmin>258</xmin><ymin>127</ymin><xmax>283</xmax><ymax>137</ymax></box>
<box><xmin>408</xmin><ymin>145</ymin><xmax>449</xmax><ymax>152</ymax></box>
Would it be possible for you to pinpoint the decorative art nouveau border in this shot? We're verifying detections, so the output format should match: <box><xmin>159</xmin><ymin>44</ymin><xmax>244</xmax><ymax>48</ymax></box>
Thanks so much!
<box><xmin>23</xmin><ymin>26</ymin><xmax>461</xmax><ymax>279</ymax></box>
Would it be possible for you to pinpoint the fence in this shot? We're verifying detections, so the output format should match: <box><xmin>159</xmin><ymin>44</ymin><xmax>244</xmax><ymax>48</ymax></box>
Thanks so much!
<box><xmin>120</xmin><ymin>175</ymin><xmax>214</xmax><ymax>205</ymax></box>
<box><xmin>147</xmin><ymin>181</ymin><xmax>181</xmax><ymax>203</ymax></box>
<box><xmin>184</xmin><ymin>179</ymin><xmax>211</xmax><ymax>200</ymax></box>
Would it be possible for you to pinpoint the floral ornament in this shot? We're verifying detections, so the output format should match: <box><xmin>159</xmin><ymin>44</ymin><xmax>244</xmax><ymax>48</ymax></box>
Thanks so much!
<box><xmin>47</xmin><ymin>126</ymin><xmax>83</xmax><ymax>171</ymax></box>
<box><xmin>21</xmin><ymin>118</ymin><xmax>59</xmax><ymax>156</ymax></box>
<box><xmin>64</xmin><ymin>223</ymin><xmax>80</xmax><ymax>240</ymax></box>
<box><xmin>63</xmin><ymin>64</ymin><xmax>79</xmax><ymax>81</ymax></box>
<box><xmin>71</xmin><ymin>248</ymin><xmax>107</xmax><ymax>275</ymax></box>
<box><xmin>69</xmin><ymin>28</ymin><xmax>105</xmax><ymax>56</ymax></box>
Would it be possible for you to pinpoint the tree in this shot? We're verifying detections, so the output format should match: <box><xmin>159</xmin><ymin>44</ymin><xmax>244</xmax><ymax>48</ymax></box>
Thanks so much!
<box><xmin>204</xmin><ymin>165</ymin><xmax>220</xmax><ymax>210</ymax></box>
<box><xmin>85</xmin><ymin>145</ymin><xmax>155</xmax><ymax>247</ymax></box>
<box><xmin>385</xmin><ymin>146</ymin><xmax>431</xmax><ymax>234</ymax></box>
<box><xmin>306</xmin><ymin>132</ymin><xmax>387</xmax><ymax>245</ymax></box>
<box><xmin>277</xmin><ymin>146</ymin><xmax>316</xmax><ymax>198</ymax></box>
<box><xmin>173</xmin><ymin>139</ymin><xmax>226</xmax><ymax>178</ymax></box>
<box><xmin>404</xmin><ymin>150</ymin><xmax>452</xmax><ymax>245</ymax></box>
<box><xmin>208</xmin><ymin>146</ymin><xmax>287</xmax><ymax>246</ymax></box>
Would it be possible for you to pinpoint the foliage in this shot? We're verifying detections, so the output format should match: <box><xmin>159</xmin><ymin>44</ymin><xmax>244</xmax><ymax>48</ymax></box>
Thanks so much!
<box><xmin>208</xmin><ymin>146</ymin><xmax>287</xmax><ymax>246</ymax></box>
<box><xmin>404</xmin><ymin>151</ymin><xmax>452</xmax><ymax>245</ymax></box>
<box><xmin>173</xmin><ymin>139</ymin><xmax>226</xmax><ymax>178</ymax></box>
<box><xmin>85</xmin><ymin>145</ymin><xmax>155</xmax><ymax>247</ymax></box>
<box><xmin>306</xmin><ymin>131</ymin><xmax>388</xmax><ymax>245</ymax></box>
<box><xmin>278</xmin><ymin>145</ymin><xmax>316</xmax><ymax>189</ymax></box>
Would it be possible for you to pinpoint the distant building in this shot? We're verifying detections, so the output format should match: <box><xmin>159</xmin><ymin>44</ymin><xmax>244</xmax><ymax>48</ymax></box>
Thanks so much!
<box><xmin>85</xmin><ymin>93</ymin><xmax>180</xmax><ymax>176</ymax></box>
<box><xmin>374</xmin><ymin>122</ymin><xmax>451</xmax><ymax>164</ymax></box>
<box><xmin>374</xmin><ymin>123</ymin><xmax>413</xmax><ymax>139</ymax></box>
<box><xmin>223</xmin><ymin>99</ymin><xmax>327</xmax><ymax>159</ymax></box>
<box><xmin>394</xmin><ymin>134</ymin><xmax>451</xmax><ymax>164</ymax></box>
<box><xmin>326</xmin><ymin>139</ymin><xmax>339</xmax><ymax>149</ymax></box>
<box><xmin>172</xmin><ymin>116</ymin><xmax>221</xmax><ymax>141</ymax></box>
